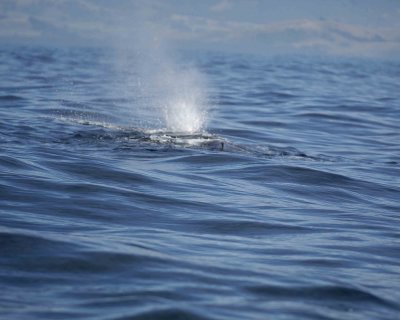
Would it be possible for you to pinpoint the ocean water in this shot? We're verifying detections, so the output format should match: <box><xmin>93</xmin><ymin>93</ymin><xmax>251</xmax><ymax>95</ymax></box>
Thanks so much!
<box><xmin>1</xmin><ymin>46</ymin><xmax>399</xmax><ymax>320</ymax></box>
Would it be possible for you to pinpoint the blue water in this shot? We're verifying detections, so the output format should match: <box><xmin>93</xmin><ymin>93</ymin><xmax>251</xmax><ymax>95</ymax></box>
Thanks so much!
<box><xmin>1</xmin><ymin>46</ymin><xmax>400</xmax><ymax>320</ymax></box>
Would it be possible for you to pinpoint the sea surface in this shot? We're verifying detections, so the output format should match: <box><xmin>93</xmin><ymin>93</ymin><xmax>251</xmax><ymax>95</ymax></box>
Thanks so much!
<box><xmin>1</xmin><ymin>46</ymin><xmax>400</xmax><ymax>320</ymax></box>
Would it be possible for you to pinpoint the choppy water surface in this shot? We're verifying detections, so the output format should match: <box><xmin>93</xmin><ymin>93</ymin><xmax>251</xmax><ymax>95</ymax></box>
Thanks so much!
<box><xmin>1</xmin><ymin>46</ymin><xmax>400</xmax><ymax>320</ymax></box>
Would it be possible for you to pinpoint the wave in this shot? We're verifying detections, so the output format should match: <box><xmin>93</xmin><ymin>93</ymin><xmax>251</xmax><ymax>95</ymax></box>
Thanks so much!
<box><xmin>245</xmin><ymin>284</ymin><xmax>399</xmax><ymax>310</ymax></box>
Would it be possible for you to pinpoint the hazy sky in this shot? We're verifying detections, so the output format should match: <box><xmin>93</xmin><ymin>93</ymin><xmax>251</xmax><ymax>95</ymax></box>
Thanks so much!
<box><xmin>1</xmin><ymin>0</ymin><xmax>400</xmax><ymax>57</ymax></box>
